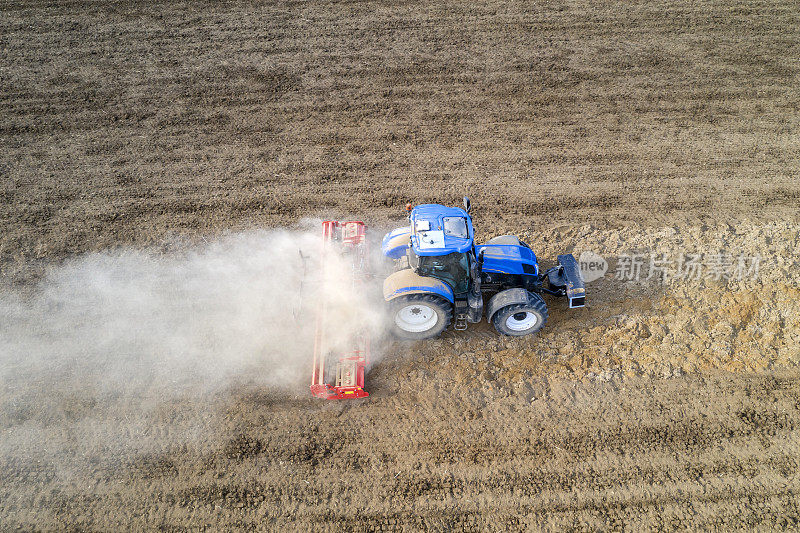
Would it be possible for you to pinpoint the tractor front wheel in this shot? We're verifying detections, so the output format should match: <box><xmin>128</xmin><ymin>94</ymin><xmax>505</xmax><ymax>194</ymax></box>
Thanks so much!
<box><xmin>390</xmin><ymin>294</ymin><xmax>452</xmax><ymax>340</ymax></box>
<box><xmin>492</xmin><ymin>295</ymin><xmax>548</xmax><ymax>336</ymax></box>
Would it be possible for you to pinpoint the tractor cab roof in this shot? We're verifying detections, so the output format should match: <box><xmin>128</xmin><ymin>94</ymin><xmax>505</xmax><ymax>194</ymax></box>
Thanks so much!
<box><xmin>409</xmin><ymin>204</ymin><xmax>474</xmax><ymax>256</ymax></box>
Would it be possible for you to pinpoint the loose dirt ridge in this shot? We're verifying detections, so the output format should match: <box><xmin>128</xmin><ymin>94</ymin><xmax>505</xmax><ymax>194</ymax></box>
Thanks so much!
<box><xmin>1</xmin><ymin>0</ymin><xmax>799</xmax><ymax>530</ymax></box>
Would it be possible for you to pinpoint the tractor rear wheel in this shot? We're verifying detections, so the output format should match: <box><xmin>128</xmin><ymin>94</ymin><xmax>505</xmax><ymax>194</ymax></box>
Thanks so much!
<box><xmin>492</xmin><ymin>294</ymin><xmax>548</xmax><ymax>336</ymax></box>
<box><xmin>390</xmin><ymin>294</ymin><xmax>452</xmax><ymax>340</ymax></box>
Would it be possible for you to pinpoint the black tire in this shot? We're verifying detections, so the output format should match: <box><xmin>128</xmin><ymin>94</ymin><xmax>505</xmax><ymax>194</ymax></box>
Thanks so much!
<box><xmin>491</xmin><ymin>294</ymin><xmax>548</xmax><ymax>336</ymax></box>
<box><xmin>389</xmin><ymin>294</ymin><xmax>452</xmax><ymax>340</ymax></box>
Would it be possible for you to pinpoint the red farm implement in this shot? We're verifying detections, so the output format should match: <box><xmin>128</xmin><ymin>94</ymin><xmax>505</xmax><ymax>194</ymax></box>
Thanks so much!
<box><xmin>310</xmin><ymin>220</ymin><xmax>370</xmax><ymax>400</ymax></box>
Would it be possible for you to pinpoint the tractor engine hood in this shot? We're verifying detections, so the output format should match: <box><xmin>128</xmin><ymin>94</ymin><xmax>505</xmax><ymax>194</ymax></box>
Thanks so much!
<box><xmin>477</xmin><ymin>244</ymin><xmax>539</xmax><ymax>276</ymax></box>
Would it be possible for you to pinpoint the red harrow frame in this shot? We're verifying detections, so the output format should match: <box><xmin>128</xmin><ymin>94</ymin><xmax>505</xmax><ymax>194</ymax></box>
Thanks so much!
<box><xmin>310</xmin><ymin>220</ymin><xmax>370</xmax><ymax>400</ymax></box>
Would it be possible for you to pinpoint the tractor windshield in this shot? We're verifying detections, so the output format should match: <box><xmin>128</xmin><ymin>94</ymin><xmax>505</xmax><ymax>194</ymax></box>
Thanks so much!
<box><xmin>409</xmin><ymin>251</ymin><xmax>470</xmax><ymax>296</ymax></box>
<box><xmin>442</xmin><ymin>217</ymin><xmax>469</xmax><ymax>238</ymax></box>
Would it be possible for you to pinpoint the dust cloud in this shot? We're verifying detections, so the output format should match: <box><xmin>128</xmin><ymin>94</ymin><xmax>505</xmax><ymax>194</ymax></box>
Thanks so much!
<box><xmin>0</xmin><ymin>227</ymin><xmax>385</xmax><ymax>463</ymax></box>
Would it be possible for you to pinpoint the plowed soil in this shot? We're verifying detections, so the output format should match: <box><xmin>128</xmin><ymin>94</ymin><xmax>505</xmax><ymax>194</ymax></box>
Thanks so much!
<box><xmin>1</xmin><ymin>0</ymin><xmax>799</xmax><ymax>530</ymax></box>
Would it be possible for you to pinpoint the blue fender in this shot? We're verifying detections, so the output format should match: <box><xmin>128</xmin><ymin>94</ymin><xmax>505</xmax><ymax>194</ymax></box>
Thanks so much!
<box><xmin>381</xmin><ymin>227</ymin><xmax>411</xmax><ymax>259</ymax></box>
<box><xmin>383</xmin><ymin>269</ymin><xmax>455</xmax><ymax>303</ymax></box>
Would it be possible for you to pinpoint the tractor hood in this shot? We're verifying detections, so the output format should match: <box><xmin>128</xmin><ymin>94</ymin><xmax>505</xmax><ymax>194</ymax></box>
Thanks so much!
<box><xmin>409</xmin><ymin>204</ymin><xmax>474</xmax><ymax>256</ymax></box>
<box><xmin>477</xmin><ymin>244</ymin><xmax>539</xmax><ymax>276</ymax></box>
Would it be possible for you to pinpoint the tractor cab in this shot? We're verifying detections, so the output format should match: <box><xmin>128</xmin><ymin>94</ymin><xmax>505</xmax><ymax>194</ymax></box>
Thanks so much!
<box><xmin>406</xmin><ymin>204</ymin><xmax>475</xmax><ymax>297</ymax></box>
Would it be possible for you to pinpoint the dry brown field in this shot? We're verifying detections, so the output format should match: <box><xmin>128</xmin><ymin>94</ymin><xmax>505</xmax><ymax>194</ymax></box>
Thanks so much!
<box><xmin>1</xmin><ymin>0</ymin><xmax>799</xmax><ymax>530</ymax></box>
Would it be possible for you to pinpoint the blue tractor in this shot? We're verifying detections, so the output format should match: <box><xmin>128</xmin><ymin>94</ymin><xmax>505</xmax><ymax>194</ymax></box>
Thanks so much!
<box><xmin>381</xmin><ymin>198</ymin><xmax>585</xmax><ymax>339</ymax></box>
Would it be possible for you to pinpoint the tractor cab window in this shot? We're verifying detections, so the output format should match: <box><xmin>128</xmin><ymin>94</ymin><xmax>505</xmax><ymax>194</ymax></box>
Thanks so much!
<box><xmin>442</xmin><ymin>217</ymin><xmax>469</xmax><ymax>238</ymax></box>
<box><xmin>411</xmin><ymin>251</ymin><xmax>470</xmax><ymax>296</ymax></box>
